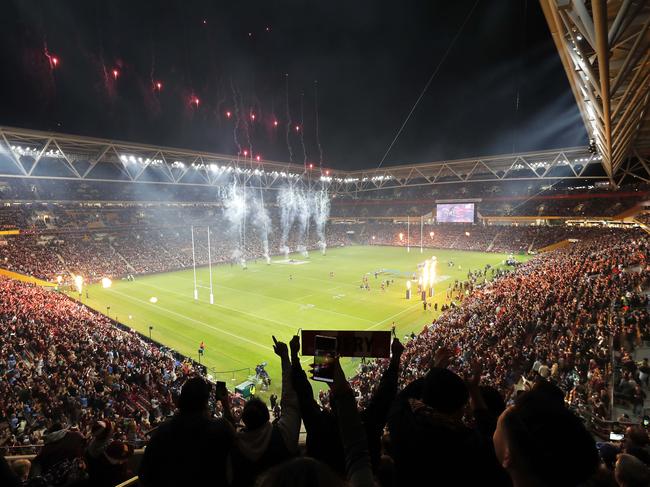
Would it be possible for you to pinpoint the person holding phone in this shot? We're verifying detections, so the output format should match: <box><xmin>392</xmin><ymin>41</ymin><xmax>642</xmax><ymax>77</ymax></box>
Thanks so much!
<box><xmin>312</xmin><ymin>335</ymin><xmax>338</xmax><ymax>383</ymax></box>
<box><xmin>289</xmin><ymin>334</ymin><xmax>405</xmax><ymax>478</ymax></box>
<box><xmin>327</xmin><ymin>356</ymin><xmax>374</xmax><ymax>487</ymax></box>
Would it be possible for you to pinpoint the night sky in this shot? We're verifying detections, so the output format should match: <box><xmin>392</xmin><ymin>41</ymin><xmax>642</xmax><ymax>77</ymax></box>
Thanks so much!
<box><xmin>0</xmin><ymin>0</ymin><xmax>588</xmax><ymax>170</ymax></box>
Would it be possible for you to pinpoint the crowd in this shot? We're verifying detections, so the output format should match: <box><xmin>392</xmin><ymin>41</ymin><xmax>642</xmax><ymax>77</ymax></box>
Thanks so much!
<box><xmin>0</xmin><ymin>330</ymin><xmax>623</xmax><ymax>487</ymax></box>
<box><xmin>0</xmin><ymin>226</ymin><xmax>647</xmax><ymax>486</ymax></box>
<box><xmin>354</xmin><ymin>230</ymin><xmax>649</xmax><ymax>425</ymax></box>
<box><xmin>0</xmin><ymin>224</ymin><xmax>352</xmax><ymax>283</ymax></box>
<box><xmin>364</xmin><ymin>222</ymin><xmax>637</xmax><ymax>253</ymax></box>
<box><xmin>330</xmin><ymin>184</ymin><xmax>647</xmax><ymax>218</ymax></box>
<box><xmin>0</xmin><ymin>278</ymin><xmax>200</xmax><ymax>456</ymax></box>
<box><xmin>1</xmin><ymin>206</ymin><xmax>640</xmax><ymax>286</ymax></box>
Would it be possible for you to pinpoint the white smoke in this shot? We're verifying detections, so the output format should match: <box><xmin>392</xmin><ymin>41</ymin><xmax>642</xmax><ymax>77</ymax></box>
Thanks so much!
<box><xmin>223</xmin><ymin>183</ymin><xmax>247</xmax><ymax>265</ymax></box>
<box><xmin>278</xmin><ymin>187</ymin><xmax>299</xmax><ymax>257</ymax></box>
<box><xmin>223</xmin><ymin>182</ymin><xmax>273</xmax><ymax>266</ymax></box>
<box><xmin>313</xmin><ymin>189</ymin><xmax>331</xmax><ymax>254</ymax></box>
<box><xmin>249</xmin><ymin>192</ymin><xmax>271</xmax><ymax>264</ymax></box>
<box><xmin>277</xmin><ymin>186</ymin><xmax>330</xmax><ymax>257</ymax></box>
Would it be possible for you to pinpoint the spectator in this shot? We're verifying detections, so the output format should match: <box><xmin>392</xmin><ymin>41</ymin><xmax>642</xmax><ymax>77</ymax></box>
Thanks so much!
<box><xmin>85</xmin><ymin>440</ymin><xmax>134</xmax><ymax>487</ymax></box>
<box><xmin>492</xmin><ymin>389</ymin><xmax>599</xmax><ymax>486</ymax></box>
<box><xmin>10</xmin><ymin>459</ymin><xmax>30</xmax><ymax>483</ymax></box>
<box><xmin>387</xmin><ymin>348</ymin><xmax>490</xmax><ymax>486</ymax></box>
<box><xmin>139</xmin><ymin>376</ymin><xmax>234</xmax><ymax>486</ymax></box>
<box><xmin>615</xmin><ymin>453</ymin><xmax>650</xmax><ymax>487</ymax></box>
<box><xmin>231</xmin><ymin>337</ymin><xmax>300</xmax><ymax>487</ymax></box>
<box><xmin>0</xmin><ymin>456</ymin><xmax>20</xmax><ymax>487</ymax></box>
<box><xmin>255</xmin><ymin>457</ymin><xmax>344</xmax><ymax>487</ymax></box>
<box><xmin>28</xmin><ymin>424</ymin><xmax>87</xmax><ymax>485</ymax></box>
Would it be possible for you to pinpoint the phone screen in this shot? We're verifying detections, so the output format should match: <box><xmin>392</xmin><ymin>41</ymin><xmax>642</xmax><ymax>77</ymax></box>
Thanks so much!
<box><xmin>609</xmin><ymin>432</ymin><xmax>624</xmax><ymax>441</ymax></box>
<box><xmin>312</xmin><ymin>335</ymin><xmax>337</xmax><ymax>383</ymax></box>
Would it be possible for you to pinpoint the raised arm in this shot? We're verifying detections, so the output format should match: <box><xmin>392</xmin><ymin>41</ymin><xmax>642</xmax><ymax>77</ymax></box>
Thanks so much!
<box><xmin>273</xmin><ymin>336</ymin><xmax>301</xmax><ymax>454</ymax></box>
<box><xmin>289</xmin><ymin>334</ymin><xmax>322</xmax><ymax>428</ymax></box>
<box><xmin>359</xmin><ymin>338</ymin><xmax>404</xmax><ymax>471</ymax></box>
<box><xmin>330</xmin><ymin>357</ymin><xmax>374</xmax><ymax>487</ymax></box>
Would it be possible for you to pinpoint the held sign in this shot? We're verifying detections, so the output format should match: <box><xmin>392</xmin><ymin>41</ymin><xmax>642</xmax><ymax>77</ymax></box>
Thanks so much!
<box><xmin>301</xmin><ymin>330</ymin><xmax>391</xmax><ymax>358</ymax></box>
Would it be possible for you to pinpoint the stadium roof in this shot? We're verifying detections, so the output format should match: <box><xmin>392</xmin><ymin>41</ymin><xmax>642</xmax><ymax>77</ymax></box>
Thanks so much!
<box><xmin>0</xmin><ymin>125</ymin><xmax>627</xmax><ymax>194</ymax></box>
<box><xmin>540</xmin><ymin>0</ymin><xmax>650</xmax><ymax>179</ymax></box>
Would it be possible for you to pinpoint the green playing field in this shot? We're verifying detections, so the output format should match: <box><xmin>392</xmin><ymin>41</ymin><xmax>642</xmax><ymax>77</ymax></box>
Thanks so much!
<box><xmin>73</xmin><ymin>245</ymin><xmax>523</xmax><ymax>397</ymax></box>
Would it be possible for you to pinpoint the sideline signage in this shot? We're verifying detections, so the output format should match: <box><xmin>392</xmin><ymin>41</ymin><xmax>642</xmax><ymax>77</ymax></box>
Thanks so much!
<box><xmin>301</xmin><ymin>330</ymin><xmax>391</xmax><ymax>358</ymax></box>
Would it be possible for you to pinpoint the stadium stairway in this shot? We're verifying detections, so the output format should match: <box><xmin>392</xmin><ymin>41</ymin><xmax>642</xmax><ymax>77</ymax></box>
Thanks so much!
<box><xmin>159</xmin><ymin>244</ymin><xmax>186</xmax><ymax>268</ymax></box>
<box><xmin>632</xmin><ymin>343</ymin><xmax>650</xmax><ymax>418</ymax></box>
<box><xmin>537</xmin><ymin>239</ymin><xmax>574</xmax><ymax>253</ymax></box>
<box><xmin>485</xmin><ymin>231</ymin><xmax>500</xmax><ymax>252</ymax></box>
<box><xmin>613</xmin><ymin>285</ymin><xmax>650</xmax><ymax>423</ymax></box>
<box><xmin>109</xmin><ymin>244</ymin><xmax>136</xmax><ymax>272</ymax></box>
<box><xmin>633</xmin><ymin>218</ymin><xmax>650</xmax><ymax>235</ymax></box>
<box><xmin>527</xmin><ymin>236</ymin><xmax>537</xmax><ymax>254</ymax></box>
<box><xmin>616</xmin><ymin>203</ymin><xmax>649</xmax><ymax>221</ymax></box>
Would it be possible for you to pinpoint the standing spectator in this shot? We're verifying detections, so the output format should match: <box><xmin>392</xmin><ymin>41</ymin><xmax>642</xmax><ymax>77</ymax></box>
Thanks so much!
<box><xmin>139</xmin><ymin>376</ymin><xmax>234</xmax><ymax>486</ymax></box>
<box><xmin>230</xmin><ymin>337</ymin><xmax>300</xmax><ymax>487</ymax></box>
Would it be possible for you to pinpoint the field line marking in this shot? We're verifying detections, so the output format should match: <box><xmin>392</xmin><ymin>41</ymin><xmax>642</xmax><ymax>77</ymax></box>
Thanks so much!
<box><xmin>365</xmin><ymin>301</ymin><xmax>424</xmax><ymax>330</ymax></box>
<box><xmin>135</xmin><ymin>281</ymin><xmax>296</xmax><ymax>331</ymax></box>
<box><xmin>107</xmin><ymin>288</ymin><xmax>274</xmax><ymax>353</ymax></box>
<box><xmin>132</xmin><ymin>315</ymin><xmax>248</xmax><ymax>367</ymax></box>
<box><xmin>171</xmin><ymin>277</ymin><xmax>374</xmax><ymax>325</ymax></box>
<box><xmin>244</xmin><ymin>265</ymin><xmax>365</xmax><ymax>290</ymax></box>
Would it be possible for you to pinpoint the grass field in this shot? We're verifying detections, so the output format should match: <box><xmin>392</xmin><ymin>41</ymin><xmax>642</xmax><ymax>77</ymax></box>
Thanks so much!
<box><xmin>72</xmin><ymin>245</ymin><xmax>525</xmax><ymax>397</ymax></box>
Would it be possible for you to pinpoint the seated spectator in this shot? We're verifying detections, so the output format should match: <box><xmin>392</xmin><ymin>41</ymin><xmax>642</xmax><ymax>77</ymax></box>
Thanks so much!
<box><xmin>139</xmin><ymin>376</ymin><xmax>234</xmax><ymax>486</ymax></box>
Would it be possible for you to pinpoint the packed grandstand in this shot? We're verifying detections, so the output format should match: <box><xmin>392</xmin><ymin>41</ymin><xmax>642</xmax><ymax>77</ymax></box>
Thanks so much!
<box><xmin>3</xmin><ymin>0</ymin><xmax>650</xmax><ymax>485</ymax></box>
<box><xmin>0</xmin><ymin>166</ymin><xmax>649</xmax><ymax>487</ymax></box>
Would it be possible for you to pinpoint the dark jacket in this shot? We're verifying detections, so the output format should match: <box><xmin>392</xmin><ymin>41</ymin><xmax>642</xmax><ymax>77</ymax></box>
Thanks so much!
<box><xmin>139</xmin><ymin>412</ymin><xmax>233</xmax><ymax>486</ymax></box>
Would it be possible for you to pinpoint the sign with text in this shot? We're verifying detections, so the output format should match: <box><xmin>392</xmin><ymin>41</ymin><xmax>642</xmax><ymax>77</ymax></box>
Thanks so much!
<box><xmin>301</xmin><ymin>330</ymin><xmax>391</xmax><ymax>358</ymax></box>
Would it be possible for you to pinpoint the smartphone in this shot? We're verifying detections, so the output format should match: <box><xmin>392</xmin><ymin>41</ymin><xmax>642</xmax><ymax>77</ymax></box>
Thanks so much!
<box><xmin>312</xmin><ymin>335</ymin><xmax>337</xmax><ymax>383</ymax></box>
<box><xmin>643</xmin><ymin>416</ymin><xmax>650</xmax><ymax>427</ymax></box>
<box><xmin>609</xmin><ymin>432</ymin><xmax>624</xmax><ymax>441</ymax></box>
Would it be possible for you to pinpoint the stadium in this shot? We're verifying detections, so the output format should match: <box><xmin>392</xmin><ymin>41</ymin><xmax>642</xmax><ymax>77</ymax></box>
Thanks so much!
<box><xmin>1</xmin><ymin>1</ymin><xmax>650</xmax><ymax>486</ymax></box>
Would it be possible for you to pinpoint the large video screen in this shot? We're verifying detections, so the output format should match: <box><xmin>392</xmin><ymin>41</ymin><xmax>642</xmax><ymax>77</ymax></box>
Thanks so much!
<box><xmin>436</xmin><ymin>203</ymin><xmax>475</xmax><ymax>223</ymax></box>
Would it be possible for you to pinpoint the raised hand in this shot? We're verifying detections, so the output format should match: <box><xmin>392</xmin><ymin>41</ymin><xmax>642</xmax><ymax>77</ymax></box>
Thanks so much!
<box><xmin>272</xmin><ymin>335</ymin><xmax>289</xmax><ymax>359</ymax></box>
<box><xmin>432</xmin><ymin>347</ymin><xmax>453</xmax><ymax>369</ymax></box>
<box><xmin>464</xmin><ymin>360</ymin><xmax>482</xmax><ymax>390</ymax></box>
<box><xmin>289</xmin><ymin>335</ymin><xmax>300</xmax><ymax>357</ymax></box>
<box><xmin>328</xmin><ymin>356</ymin><xmax>351</xmax><ymax>396</ymax></box>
